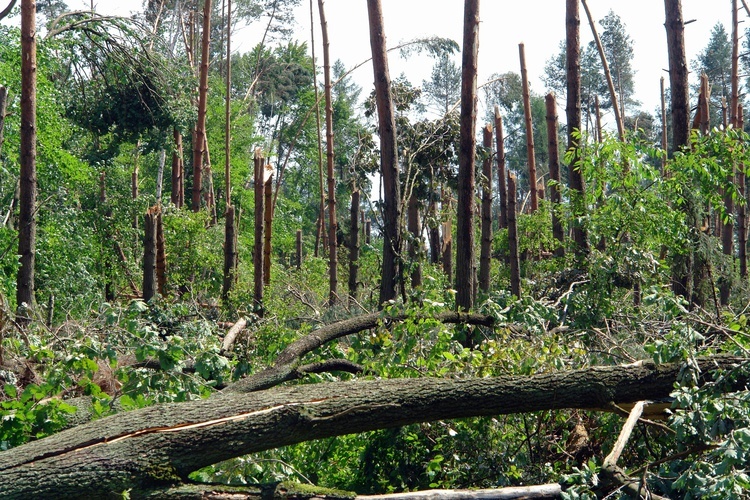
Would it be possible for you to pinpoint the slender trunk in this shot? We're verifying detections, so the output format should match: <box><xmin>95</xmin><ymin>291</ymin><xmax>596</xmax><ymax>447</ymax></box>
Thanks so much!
<box><xmin>546</xmin><ymin>93</ymin><xmax>564</xmax><ymax>257</ymax></box>
<box><xmin>202</xmin><ymin>134</ymin><xmax>217</xmax><ymax>224</ymax></box>
<box><xmin>442</xmin><ymin>188</ymin><xmax>453</xmax><ymax>284</ymax></box>
<box><xmin>696</xmin><ymin>73</ymin><xmax>710</xmax><ymax>134</ymax></box>
<box><xmin>253</xmin><ymin>152</ymin><xmax>265</xmax><ymax>315</ymax></box>
<box><xmin>479</xmin><ymin>124</ymin><xmax>493</xmax><ymax>293</ymax></box>
<box><xmin>594</xmin><ymin>95</ymin><xmax>602</xmax><ymax>143</ymax></box>
<box><xmin>739</xmin><ymin>105</ymin><xmax>747</xmax><ymax>279</ymax></box>
<box><xmin>296</xmin><ymin>228</ymin><xmax>303</xmax><ymax>270</ymax></box>
<box><xmin>519</xmin><ymin>43</ymin><xmax>538</xmax><ymax>212</ymax></box>
<box><xmin>16</xmin><ymin>0</ymin><xmax>36</xmax><ymax>322</ymax></box>
<box><xmin>310</xmin><ymin>0</ymin><xmax>326</xmax><ymax>258</ymax></box>
<box><xmin>407</xmin><ymin>194</ymin><xmax>422</xmax><ymax>289</ymax></box>
<box><xmin>581</xmin><ymin>0</ymin><xmax>624</xmax><ymax>140</ymax></box>
<box><xmin>156</xmin><ymin>148</ymin><xmax>166</xmax><ymax>203</ymax></box>
<box><xmin>319</xmin><ymin>0</ymin><xmax>337</xmax><ymax>305</ymax></box>
<box><xmin>192</xmin><ymin>0</ymin><xmax>211</xmax><ymax>212</ymax></box>
<box><xmin>156</xmin><ymin>208</ymin><xmax>166</xmax><ymax>296</ymax></box>
<box><xmin>263</xmin><ymin>171</ymin><xmax>273</xmax><ymax>286</ymax></box>
<box><xmin>171</xmin><ymin>128</ymin><xmax>184</xmax><ymax>208</ymax></box>
<box><xmin>0</xmin><ymin>85</ymin><xmax>7</xmax><ymax>155</ymax></box>
<box><xmin>222</xmin><ymin>206</ymin><xmax>237</xmax><ymax>301</ymax></box>
<box><xmin>101</xmin><ymin>171</ymin><xmax>115</xmax><ymax>302</ymax></box>
<box><xmin>367</xmin><ymin>0</ymin><xmax>401</xmax><ymax>306</ymax></box>
<box><xmin>349</xmin><ymin>189</ymin><xmax>360</xmax><ymax>303</ymax></box>
<box><xmin>224</xmin><ymin>0</ymin><xmax>232</xmax><ymax>205</ymax></box>
<box><xmin>494</xmin><ymin>108</ymin><xmax>507</xmax><ymax>230</ymax></box>
<box><xmin>508</xmin><ymin>173</ymin><xmax>521</xmax><ymax>298</ymax></box>
<box><xmin>456</xmin><ymin>0</ymin><xmax>480</xmax><ymax>311</ymax></box>
<box><xmin>143</xmin><ymin>206</ymin><xmax>157</xmax><ymax>302</ymax></box>
<box><xmin>660</xmin><ymin>77</ymin><xmax>668</xmax><ymax>174</ymax></box>
<box><xmin>566</xmin><ymin>0</ymin><xmax>588</xmax><ymax>260</ymax></box>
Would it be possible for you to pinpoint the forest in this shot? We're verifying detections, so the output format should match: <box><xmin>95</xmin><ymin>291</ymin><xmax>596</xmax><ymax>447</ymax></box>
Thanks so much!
<box><xmin>1</xmin><ymin>0</ymin><xmax>750</xmax><ymax>498</ymax></box>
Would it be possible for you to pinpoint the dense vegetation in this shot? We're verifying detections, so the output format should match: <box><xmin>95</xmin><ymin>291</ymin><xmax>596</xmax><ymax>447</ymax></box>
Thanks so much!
<box><xmin>1</xmin><ymin>1</ymin><xmax>750</xmax><ymax>498</ymax></box>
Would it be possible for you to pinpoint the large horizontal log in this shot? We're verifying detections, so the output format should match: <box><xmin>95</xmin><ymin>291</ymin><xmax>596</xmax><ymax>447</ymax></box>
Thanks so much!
<box><xmin>0</xmin><ymin>356</ymin><xmax>745</xmax><ymax>498</ymax></box>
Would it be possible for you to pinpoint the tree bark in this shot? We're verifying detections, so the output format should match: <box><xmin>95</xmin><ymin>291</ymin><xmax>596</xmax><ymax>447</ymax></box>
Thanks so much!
<box><xmin>171</xmin><ymin>128</ymin><xmax>184</xmax><ymax>208</ymax></box>
<box><xmin>442</xmin><ymin>188</ymin><xmax>453</xmax><ymax>284</ymax></box>
<box><xmin>518</xmin><ymin>43</ymin><xmax>538</xmax><ymax>212</ymax></box>
<box><xmin>222</xmin><ymin>205</ymin><xmax>238</xmax><ymax>301</ymax></box>
<box><xmin>192</xmin><ymin>0</ymin><xmax>211</xmax><ymax>212</ymax></box>
<box><xmin>508</xmin><ymin>173</ymin><xmax>521</xmax><ymax>298</ymax></box>
<box><xmin>156</xmin><ymin>208</ymin><xmax>166</xmax><ymax>296</ymax></box>
<box><xmin>16</xmin><ymin>0</ymin><xmax>37</xmax><ymax>323</ymax></box>
<box><xmin>0</xmin><ymin>85</ymin><xmax>7</xmax><ymax>156</ymax></box>
<box><xmin>143</xmin><ymin>207</ymin><xmax>158</xmax><ymax>302</ymax></box>
<box><xmin>456</xmin><ymin>0</ymin><xmax>480</xmax><ymax>311</ymax></box>
<box><xmin>349</xmin><ymin>189</ymin><xmax>361</xmax><ymax>303</ymax></box>
<box><xmin>263</xmin><ymin>171</ymin><xmax>274</xmax><ymax>287</ymax></box>
<box><xmin>296</xmin><ymin>228</ymin><xmax>303</xmax><ymax>269</ymax></box>
<box><xmin>566</xmin><ymin>0</ymin><xmax>588</xmax><ymax>261</ymax></box>
<box><xmin>1</xmin><ymin>356</ymin><xmax>744</xmax><ymax>498</ymax></box>
<box><xmin>367</xmin><ymin>0</ymin><xmax>401</xmax><ymax>307</ymax></box>
<box><xmin>318</xmin><ymin>0</ymin><xmax>338</xmax><ymax>305</ymax></box>
<box><xmin>407</xmin><ymin>194</ymin><xmax>422</xmax><ymax>289</ymax></box>
<box><xmin>546</xmin><ymin>93</ymin><xmax>564</xmax><ymax>257</ymax></box>
<box><xmin>660</xmin><ymin>77</ymin><xmax>668</xmax><ymax>174</ymax></box>
<box><xmin>739</xmin><ymin>105</ymin><xmax>747</xmax><ymax>279</ymax></box>
<box><xmin>253</xmin><ymin>152</ymin><xmax>265</xmax><ymax>315</ymax></box>
<box><xmin>479</xmin><ymin>124</ymin><xmax>493</xmax><ymax>294</ymax></box>
<box><xmin>494</xmin><ymin>108</ymin><xmax>507</xmax><ymax>230</ymax></box>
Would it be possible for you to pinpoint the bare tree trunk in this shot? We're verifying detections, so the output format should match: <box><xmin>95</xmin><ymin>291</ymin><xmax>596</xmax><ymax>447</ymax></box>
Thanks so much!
<box><xmin>518</xmin><ymin>43</ymin><xmax>538</xmax><ymax>212</ymax></box>
<box><xmin>407</xmin><ymin>193</ymin><xmax>422</xmax><ymax>289</ymax></box>
<box><xmin>442</xmin><ymin>189</ymin><xmax>453</xmax><ymax>284</ymax></box>
<box><xmin>349</xmin><ymin>188</ymin><xmax>360</xmax><ymax>303</ymax></box>
<box><xmin>581</xmin><ymin>0</ymin><xmax>624</xmax><ymax>140</ymax></box>
<box><xmin>253</xmin><ymin>152</ymin><xmax>265</xmax><ymax>315</ymax></box>
<box><xmin>0</xmin><ymin>85</ymin><xmax>7</xmax><ymax>156</ymax></box>
<box><xmin>319</xmin><ymin>0</ymin><xmax>337</xmax><ymax>305</ymax></box>
<box><xmin>367</xmin><ymin>0</ymin><xmax>401</xmax><ymax>306</ymax></box>
<box><xmin>594</xmin><ymin>95</ymin><xmax>603</xmax><ymax>143</ymax></box>
<box><xmin>428</xmin><ymin>191</ymin><xmax>441</xmax><ymax>264</ymax></box>
<box><xmin>310</xmin><ymin>0</ymin><xmax>326</xmax><ymax>259</ymax></box>
<box><xmin>171</xmin><ymin>128</ymin><xmax>184</xmax><ymax>208</ymax></box>
<box><xmin>508</xmin><ymin>173</ymin><xmax>520</xmax><ymax>298</ymax></box>
<box><xmin>221</xmin><ymin>0</ymin><xmax>237</xmax><ymax>301</ymax></box>
<box><xmin>143</xmin><ymin>206</ymin><xmax>158</xmax><ymax>302</ymax></box>
<box><xmin>192</xmin><ymin>0</ymin><xmax>211</xmax><ymax>212</ymax></box>
<box><xmin>494</xmin><ymin>108</ymin><xmax>507</xmax><ymax>230</ymax></box>
<box><xmin>456</xmin><ymin>0</ymin><xmax>480</xmax><ymax>311</ymax></box>
<box><xmin>296</xmin><ymin>228</ymin><xmax>303</xmax><ymax>269</ymax></box>
<box><xmin>546</xmin><ymin>93</ymin><xmax>564</xmax><ymax>257</ymax></box>
<box><xmin>739</xmin><ymin>105</ymin><xmax>747</xmax><ymax>279</ymax></box>
<box><xmin>263</xmin><ymin>171</ymin><xmax>274</xmax><ymax>286</ymax></box>
<box><xmin>156</xmin><ymin>208</ymin><xmax>166</xmax><ymax>296</ymax></box>
<box><xmin>660</xmin><ymin>77</ymin><xmax>667</xmax><ymax>174</ymax></box>
<box><xmin>479</xmin><ymin>124</ymin><xmax>493</xmax><ymax>294</ymax></box>
<box><xmin>222</xmin><ymin>206</ymin><xmax>237</xmax><ymax>301</ymax></box>
<box><xmin>566</xmin><ymin>0</ymin><xmax>588</xmax><ymax>260</ymax></box>
<box><xmin>16</xmin><ymin>0</ymin><xmax>36</xmax><ymax>323</ymax></box>
<box><xmin>696</xmin><ymin>74</ymin><xmax>710</xmax><ymax>134</ymax></box>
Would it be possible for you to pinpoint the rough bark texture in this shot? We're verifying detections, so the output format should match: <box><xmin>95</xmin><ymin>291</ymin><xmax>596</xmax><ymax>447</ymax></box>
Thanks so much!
<box><xmin>546</xmin><ymin>93</ymin><xmax>564</xmax><ymax>257</ymax></box>
<box><xmin>722</xmin><ymin>0</ymin><xmax>739</xmax><ymax>304</ymax></box>
<box><xmin>442</xmin><ymin>189</ymin><xmax>453</xmax><ymax>284</ymax></box>
<box><xmin>264</xmin><ymin>172</ymin><xmax>274</xmax><ymax>287</ymax></box>
<box><xmin>367</xmin><ymin>0</ymin><xmax>401</xmax><ymax>306</ymax></box>
<box><xmin>143</xmin><ymin>207</ymin><xmax>158</xmax><ymax>302</ymax></box>
<box><xmin>518</xmin><ymin>43</ymin><xmax>538</xmax><ymax>212</ymax></box>
<box><xmin>494</xmin><ymin>108</ymin><xmax>507</xmax><ymax>230</ymax></box>
<box><xmin>0</xmin><ymin>85</ymin><xmax>7</xmax><ymax>155</ymax></box>
<box><xmin>296</xmin><ymin>228</ymin><xmax>303</xmax><ymax>269</ymax></box>
<box><xmin>253</xmin><ymin>152</ymin><xmax>265</xmax><ymax>315</ymax></box>
<box><xmin>16</xmin><ymin>0</ymin><xmax>36</xmax><ymax>322</ymax></box>
<box><xmin>156</xmin><ymin>209</ymin><xmax>166</xmax><ymax>296</ymax></box>
<box><xmin>319</xmin><ymin>0</ymin><xmax>338</xmax><ymax>305</ymax></box>
<box><xmin>479</xmin><ymin>124</ymin><xmax>493</xmax><ymax>293</ymax></box>
<box><xmin>1</xmin><ymin>356</ymin><xmax>744</xmax><ymax>498</ymax></box>
<box><xmin>739</xmin><ymin>105</ymin><xmax>747</xmax><ymax>278</ymax></box>
<box><xmin>407</xmin><ymin>194</ymin><xmax>422</xmax><ymax>289</ymax></box>
<box><xmin>349</xmin><ymin>189</ymin><xmax>361</xmax><ymax>302</ymax></box>
<box><xmin>171</xmin><ymin>128</ymin><xmax>184</xmax><ymax>208</ymax></box>
<box><xmin>456</xmin><ymin>0</ymin><xmax>480</xmax><ymax>311</ymax></box>
<box><xmin>566</xmin><ymin>0</ymin><xmax>588</xmax><ymax>260</ymax></box>
<box><xmin>192</xmin><ymin>0</ymin><xmax>211</xmax><ymax>212</ymax></box>
<box><xmin>222</xmin><ymin>205</ymin><xmax>237</xmax><ymax>301</ymax></box>
<box><xmin>508</xmin><ymin>173</ymin><xmax>521</xmax><ymax>298</ymax></box>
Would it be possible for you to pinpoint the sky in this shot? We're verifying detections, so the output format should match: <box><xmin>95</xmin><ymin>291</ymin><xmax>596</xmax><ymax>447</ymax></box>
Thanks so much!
<box><xmin>35</xmin><ymin>1</ymin><xmax>742</xmax><ymax>127</ymax></box>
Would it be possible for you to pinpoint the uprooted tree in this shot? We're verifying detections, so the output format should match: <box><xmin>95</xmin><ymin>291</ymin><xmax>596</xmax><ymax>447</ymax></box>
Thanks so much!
<box><xmin>0</xmin><ymin>308</ymin><xmax>747</xmax><ymax>498</ymax></box>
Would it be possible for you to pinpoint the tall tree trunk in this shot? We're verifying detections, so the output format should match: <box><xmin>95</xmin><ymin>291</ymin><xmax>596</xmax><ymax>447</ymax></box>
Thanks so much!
<box><xmin>739</xmin><ymin>105</ymin><xmax>747</xmax><ymax>279</ymax></box>
<box><xmin>192</xmin><ymin>0</ymin><xmax>211</xmax><ymax>212</ymax></box>
<box><xmin>367</xmin><ymin>0</ymin><xmax>401</xmax><ymax>307</ymax></box>
<box><xmin>16</xmin><ymin>0</ymin><xmax>36</xmax><ymax>322</ymax></box>
<box><xmin>594</xmin><ymin>95</ymin><xmax>603</xmax><ymax>143</ymax></box>
<box><xmin>0</xmin><ymin>85</ymin><xmax>7</xmax><ymax>156</ymax></box>
<box><xmin>310</xmin><ymin>0</ymin><xmax>326</xmax><ymax>258</ymax></box>
<box><xmin>581</xmin><ymin>0</ymin><xmax>624</xmax><ymax>140</ymax></box>
<box><xmin>456</xmin><ymin>0</ymin><xmax>480</xmax><ymax>311</ymax></box>
<box><xmin>263</xmin><ymin>171</ymin><xmax>273</xmax><ymax>286</ymax></box>
<box><xmin>222</xmin><ymin>0</ymin><xmax>236</xmax><ymax>301</ymax></box>
<box><xmin>253</xmin><ymin>152</ymin><xmax>265</xmax><ymax>315</ymax></box>
<box><xmin>156</xmin><ymin>208</ymin><xmax>166</xmax><ymax>296</ymax></box>
<box><xmin>518</xmin><ymin>43</ymin><xmax>538</xmax><ymax>212</ymax></box>
<box><xmin>479</xmin><ymin>124</ymin><xmax>493</xmax><ymax>294</ymax></box>
<box><xmin>222</xmin><ymin>206</ymin><xmax>237</xmax><ymax>301</ymax></box>
<box><xmin>296</xmin><ymin>228</ymin><xmax>303</xmax><ymax>270</ymax></box>
<box><xmin>508</xmin><ymin>173</ymin><xmax>521</xmax><ymax>298</ymax></box>
<box><xmin>494</xmin><ymin>107</ymin><xmax>507</xmax><ymax>230</ymax></box>
<box><xmin>546</xmin><ymin>93</ymin><xmax>564</xmax><ymax>257</ymax></box>
<box><xmin>407</xmin><ymin>194</ymin><xmax>422</xmax><ymax>289</ymax></box>
<box><xmin>665</xmin><ymin>0</ymin><xmax>696</xmax><ymax>303</ymax></box>
<box><xmin>427</xmin><ymin>180</ymin><xmax>441</xmax><ymax>265</ymax></box>
<box><xmin>319</xmin><ymin>0</ymin><xmax>337</xmax><ymax>305</ymax></box>
<box><xmin>171</xmin><ymin>128</ymin><xmax>184</xmax><ymax>208</ymax></box>
<box><xmin>156</xmin><ymin>148</ymin><xmax>166</xmax><ymax>203</ymax></box>
<box><xmin>143</xmin><ymin>206</ymin><xmax>158</xmax><ymax>302</ymax></box>
<box><xmin>442</xmin><ymin>188</ymin><xmax>453</xmax><ymax>285</ymax></box>
<box><xmin>660</xmin><ymin>77</ymin><xmax>668</xmax><ymax>174</ymax></box>
<box><xmin>566</xmin><ymin>0</ymin><xmax>588</xmax><ymax>261</ymax></box>
<box><xmin>349</xmin><ymin>188</ymin><xmax>360</xmax><ymax>303</ymax></box>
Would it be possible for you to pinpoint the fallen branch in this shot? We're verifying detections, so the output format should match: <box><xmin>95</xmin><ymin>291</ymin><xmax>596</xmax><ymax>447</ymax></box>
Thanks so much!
<box><xmin>358</xmin><ymin>484</ymin><xmax>562</xmax><ymax>500</ymax></box>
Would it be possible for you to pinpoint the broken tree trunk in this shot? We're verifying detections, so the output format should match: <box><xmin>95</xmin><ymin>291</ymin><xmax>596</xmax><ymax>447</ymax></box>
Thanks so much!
<box><xmin>408</xmin><ymin>193</ymin><xmax>422</xmax><ymax>289</ymax></box>
<box><xmin>253</xmin><ymin>151</ymin><xmax>266</xmax><ymax>315</ymax></box>
<box><xmin>442</xmin><ymin>188</ymin><xmax>453</xmax><ymax>284</ymax></box>
<box><xmin>222</xmin><ymin>205</ymin><xmax>238</xmax><ymax>301</ymax></box>
<box><xmin>495</xmin><ymin>108</ymin><xmax>507</xmax><ymax>230</ymax></box>
<box><xmin>264</xmin><ymin>168</ymin><xmax>274</xmax><ymax>287</ymax></box>
<box><xmin>508</xmin><ymin>173</ymin><xmax>521</xmax><ymax>298</ymax></box>
<box><xmin>349</xmin><ymin>188</ymin><xmax>361</xmax><ymax>303</ymax></box>
<box><xmin>479</xmin><ymin>124</ymin><xmax>493</xmax><ymax>294</ymax></box>
<box><xmin>171</xmin><ymin>128</ymin><xmax>184</xmax><ymax>208</ymax></box>
<box><xmin>546</xmin><ymin>93</ymin><xmax>564</xmax><ymax>257</ymax></box>
<box><xmin>1</xmin><ymin>355</ymin><xmax>745</xmax><ymax>498</ymax></box>
<box><xmin>143</xmin><ymin>206</ymin><xmax>158</xmax><ymax>302</ymax></box>
<box><xmin>456</xmin><ymin>0</ymin><xmax>480</xmax><ymax>310</ymax></box>
<box><xmin>518</xmin><ymin>43</ymin><xmax>538</xmax><ymax>213</ymax></box>
<box><xmin>156</xmin><ymin>208</ymin><xmax>166</xmax><ymax>296</ymax></box>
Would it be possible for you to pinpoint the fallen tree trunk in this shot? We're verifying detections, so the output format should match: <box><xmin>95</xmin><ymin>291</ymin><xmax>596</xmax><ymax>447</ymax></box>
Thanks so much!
<box><xmin>0</xmin><ymin>356</ymin><xmax>746</xmax><ymax>498</ymax></box>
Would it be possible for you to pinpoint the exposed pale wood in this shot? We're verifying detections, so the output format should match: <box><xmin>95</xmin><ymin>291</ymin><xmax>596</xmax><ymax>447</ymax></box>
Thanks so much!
<box><xmin>221</xmin><ymin>317</ymin><xmax>248</xmax><ymax>354</ymax></box>
<box><xmin>359</xmin><ymin>485</ymin><xmax>562</xmax><ymax>500</ymax></box>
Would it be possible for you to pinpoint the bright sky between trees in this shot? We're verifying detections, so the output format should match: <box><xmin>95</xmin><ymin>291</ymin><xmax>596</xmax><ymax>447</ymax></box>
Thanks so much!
<box><xmin>66</xmin><ymin>0</ymin><xmax>735</xmax><ymax>127</ymax></box>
